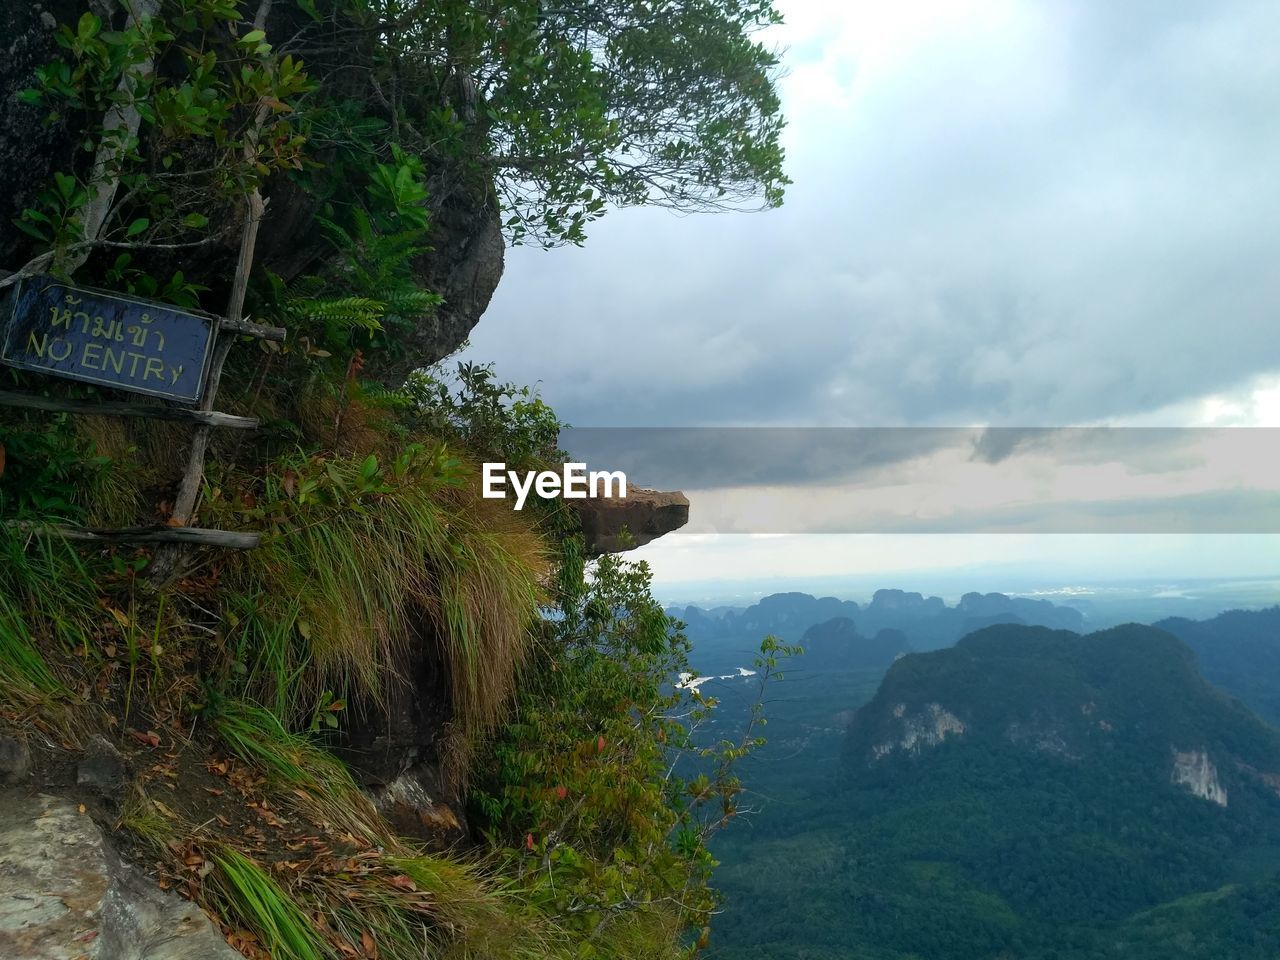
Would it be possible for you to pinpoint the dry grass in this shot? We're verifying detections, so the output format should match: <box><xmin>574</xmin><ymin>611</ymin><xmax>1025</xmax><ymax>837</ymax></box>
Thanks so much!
<box><xmin>121</xmin><ymin>713</ymin><xmax>571</xmax><ymax>960</ymax></box>
<box><xmin>217</xmin><ymin>446</ymin><xmax>550</xmax><ymax>751</ymax></box>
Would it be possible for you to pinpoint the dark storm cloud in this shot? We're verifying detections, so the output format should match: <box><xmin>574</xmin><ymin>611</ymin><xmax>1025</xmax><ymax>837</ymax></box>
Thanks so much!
<box><xmin>548</xmin><ymin>427</ymin><xmax>1280</xmax><ymax>537</ymax></box>
<box><xmin>459</xmin><ymin>0</ymin><xmax>1280</xmax><ymax>430</ymax></box>
<box><xmin>559</xmin><ymin>427</ymin><xmax>957</xmax><ymax>489</ymax></box>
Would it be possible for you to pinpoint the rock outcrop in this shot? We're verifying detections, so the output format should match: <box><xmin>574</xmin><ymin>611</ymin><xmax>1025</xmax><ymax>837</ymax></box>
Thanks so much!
<box><xmin>871</xmin><ymin>702</ymin><xmax>966</xmax><ymax>760</ymax></box>
<box><xmin>1171</xmin><ymin>749</ymin><xmax>1228</xmax><ymax>807</ymax></box>
<box><xmin>367</xmin><ymin>196</ymin><xmax>506</xmax><ymax>386</ymax></box>
<box><xmin>1</xmin><ymin>3</ymin><xmax>504</xmax><ymax>378</ymax></box>
<box><xmin>0</xmin><ymin>2</ymin><xmax>78</xmax><ymax>267</ymax></box>
<box><xmin>576</xmin><ymin>488</ymin><xmax>690</xmax><ymax>556</ymax></box>
<box><xmin>369</xmin><ymin>768</ymin><xmax>467</xmax><ymax>849</ymax></box>
<box><xmin>0</xmin><ymin>735</ymin><xmax>32</xmax><ymax>786</ymax></box>
<box><xmin>0</xmin><ymin>794</ymin><xmax>240</xmax><ymax>959</ymax></box>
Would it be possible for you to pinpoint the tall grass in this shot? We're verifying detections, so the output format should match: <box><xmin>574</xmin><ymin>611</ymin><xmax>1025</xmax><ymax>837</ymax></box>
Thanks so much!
<box><xmin>0</xmin><ymin>590</ymin><xmax>63</xmax><ymax>702</ymax></box>
<box><xmin>386</xmin><ymin>856</ymin><xmax>567</xmax><ymax>960</ymax></box>
<box><xmin>71</xmin><ymin>415</ymin><xmax>143</xmax><ymax>527</ymax></box>
<box><xmin>225</xmin><ymin>592</ymin><xmax>310</xmax><ymax>722</ymax></box>
<box><xmin>0</xmin><ymin>530</ymin><xmax>100</xmax><ymax>707</ymax></box>
<box><xmin>222</xmin><ymin>448</ymin><xmax>549</xmax><ymax>747</ymax></box>
<box><xmin>213</xmin><ymin>699</ymin><xmax>392</xmax><ymax>844</ymax></box>
<box><xmin>205</xmin><ymin>841</ymin><xmax>572</xmax><ymax>960</ymax></box>
<box><xmin>205</xmin><ymin>703</ymin><xmax>574</xmax><ymax>960</ymax></box>
<box><xmin>209</xmin><ymin>846</ymin><xmax>333</xmax><ymax>960</ymax></box>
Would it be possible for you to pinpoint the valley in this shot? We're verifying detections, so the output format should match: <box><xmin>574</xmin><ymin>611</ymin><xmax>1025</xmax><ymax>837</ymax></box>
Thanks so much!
<box><xmin>672</xmin><ymin>589</ymin><xmax>1280</xmax><ymax>959</ymax></box>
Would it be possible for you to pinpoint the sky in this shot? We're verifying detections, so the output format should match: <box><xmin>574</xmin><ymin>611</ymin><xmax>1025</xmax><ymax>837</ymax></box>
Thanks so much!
<box><xmin>459</xmin><ymin>1</ymin><xmax>1280</xmax><ymax>592</ymax></box>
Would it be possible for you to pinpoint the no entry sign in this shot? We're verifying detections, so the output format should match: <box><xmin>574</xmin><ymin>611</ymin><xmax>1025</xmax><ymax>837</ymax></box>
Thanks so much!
<box><xmin>1</xmin><ymin>275</ymin><xmax>216</xmax><ymax>403</ymax></box>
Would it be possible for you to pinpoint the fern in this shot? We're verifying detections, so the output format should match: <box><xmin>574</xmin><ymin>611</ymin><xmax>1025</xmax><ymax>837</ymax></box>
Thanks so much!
<box><xmin>288</xmin><ymin>296</ymin><xmax>385</xmax><ymax>332</ymax></box>
<box><xmin>359</xmin><ymin>381</ymin><xmax>418</xmax><ymax>409</ymax></box>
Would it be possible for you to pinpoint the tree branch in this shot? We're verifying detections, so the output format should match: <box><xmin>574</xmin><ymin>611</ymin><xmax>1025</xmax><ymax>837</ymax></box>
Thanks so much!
<box><xmin>61</xmin><ymin>0</ymin><xmax>163</xmax><ymax>276</ymax></box>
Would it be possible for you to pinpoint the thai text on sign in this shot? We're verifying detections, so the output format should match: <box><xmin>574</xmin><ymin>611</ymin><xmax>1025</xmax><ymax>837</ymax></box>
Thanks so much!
<box><xmin>1</xmin><ymin>275</ymin><xmax>216</xmax><ymax>403</ymax></box>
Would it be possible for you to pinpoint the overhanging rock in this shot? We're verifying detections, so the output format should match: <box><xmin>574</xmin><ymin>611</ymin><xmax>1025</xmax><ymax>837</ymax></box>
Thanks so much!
<box><xmin>575</xmin><ymin>488</ymin><xmax>689</xmax><ymax>556</ymax></box>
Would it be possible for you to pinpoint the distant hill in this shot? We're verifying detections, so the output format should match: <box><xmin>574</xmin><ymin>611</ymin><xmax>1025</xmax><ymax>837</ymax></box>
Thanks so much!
<box><xmin>1157</xmin><ymin>606</ymin><xmax>1280</xmax><ymax>727</ymax></box>
<box><xmin>799</xmin><ymin>617</ymin><xmax>911</xmax><ymax>672</ymax></box>
<box><xmin>709</xmin><ymin>623</ymin><xmax>1280</xmax><ymax>960</ymax></box>
<box><xmin>672</xmin><ymin>588</ymin><xmax>1085</xmax><ymax>651</ymax></box>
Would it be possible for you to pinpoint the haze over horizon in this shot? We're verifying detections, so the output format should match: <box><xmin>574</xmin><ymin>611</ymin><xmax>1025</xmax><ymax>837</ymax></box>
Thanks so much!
<box><xmin>642</xmin><ymin>534</ymin><xmax>1280</xmax><ymax>607</ymax></box>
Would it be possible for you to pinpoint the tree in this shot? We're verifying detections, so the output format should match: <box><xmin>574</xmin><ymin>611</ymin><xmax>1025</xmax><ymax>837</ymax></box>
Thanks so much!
<box><xmin>10</xmin><ymin>0</ymin><xmax>789</xmax><ymax>260</ymax></box>
<box><xmin>378</xmin><ymin>0</ymin><xmax>792</xmax><ymax>246</ymax></box>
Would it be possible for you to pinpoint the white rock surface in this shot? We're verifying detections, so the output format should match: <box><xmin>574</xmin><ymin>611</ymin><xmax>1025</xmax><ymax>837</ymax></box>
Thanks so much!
<box><xmin>873</xmin><ymin>703</ymin><xmax>966</xmax><ymax>759</ymax></box>
<box><xmin>1171</xmin><ymin>749</ymin><xmax>1228</xmax><ymax>807</ymax></box>
<box><xmin>0</xmin><ymin>794</ymin><xmax>238</xmax><ymax>959</ymax></box>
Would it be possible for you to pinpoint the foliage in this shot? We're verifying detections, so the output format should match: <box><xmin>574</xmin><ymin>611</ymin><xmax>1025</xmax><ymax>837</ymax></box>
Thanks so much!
<box><xmin>261</xmin><ymin>171</ymin><xmax>443</xmax><ymax>364</ymax></box>
<box><xmin>473</xmin><ymin>553</ymin><xmax>792</xmax><ymax>957</ymax></box>
<box><xmin>291</xmin><ymin>0</ymin><xmax>789</xmax><ymax>246</ymax></box>
<box><xmin>0</xmin><ymin>412</ymin><xmax>107</xmax><ymax>520</ymax></box>
<box><xmin>208</xmin><ymin>441</ymin><xmax>549</xmax><ymax>750</ymax></box>
<box><xmin>408</xmin><ymin>361</ymin><xmax>565</xmax><ymax>469</ymax></box>
<box><xmin>17</xmin><ymin>1</ymin><xmax>310</xmax><ymax>270</ymax></box>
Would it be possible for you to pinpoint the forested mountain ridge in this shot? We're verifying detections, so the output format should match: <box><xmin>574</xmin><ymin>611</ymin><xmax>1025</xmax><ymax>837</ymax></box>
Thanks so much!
<box><xmin>709</xmin><ymin>622</ymin><xmax>1280</xmax><ymax>960</ymax></box>
<box><xmin>799</xmin><ymin>617</ymin><xmax>912</xmax><ymax>672</ymax></box>
<box><xmin>1157</xmin><ymin>606</ymin><xmax>1280</xmax><ymax>726</ymax></box>
<box><xmin>845</xmin><ymin>624</ymin><xmax>1280</xmax><ymax>803</ymax></box>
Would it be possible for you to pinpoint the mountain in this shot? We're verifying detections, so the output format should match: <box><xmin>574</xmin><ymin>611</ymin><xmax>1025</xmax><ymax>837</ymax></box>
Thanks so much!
<box><xmin>674</xmin><ymin>589</ymin><xmax>1085</xmax><ymax>651</ymax></box>
<box><xmin>674</xmin><ymin>592</ymin><xmax>861</xmax><ymax>644</ymax></box>
<box><xmin>1157</xmin><ymin>606</ymin><xmax>1280</xmax><ymax>727</ymax></box>
<box><xmin>709</xmin><ymin>623</ymin><xmax>1280</xmax><ymax>960</ymax></box>
<box><xmin>845</xmin><ymin>623</ymin><xmax>1280</xmax><ymax>776</ymax></box>
<box><xmin>799</xmin><ymin>617</ymin><xmax>912</xmax><ymax>672</ymax></box>
<box><xmin>856</xmin><ymin>590</ymin><xmax>1085</xmax><ymax>648</ymax></box>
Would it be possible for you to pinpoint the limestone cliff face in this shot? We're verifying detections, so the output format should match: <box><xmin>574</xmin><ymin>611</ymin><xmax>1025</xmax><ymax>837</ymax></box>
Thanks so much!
<box><xmin>1004</xmin><ymin>718</ymin><xmax>1075</xmax><ymax>758</ymax></box>
<box><xmin>1171</xmin><ymin>749</ymin><xmax>1228</xmax><ymax>807</ymax></box>
<box><xmin>871</xmin><ymin>702</ymin><xmax>966</xmax><ymax>760</ymax></box>
<box><xmin>0</xmin><ymin>794</ymin><xmax>240</xmax><ymax>959</ymax></box>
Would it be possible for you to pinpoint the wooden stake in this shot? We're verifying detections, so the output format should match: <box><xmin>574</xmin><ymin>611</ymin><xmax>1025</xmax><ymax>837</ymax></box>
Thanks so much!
<box><xmin>9</xmin><ymin>522</ymin><xmax>259</xmax><ymax>549</ymax></box>
<box><xmin>0</xmin><ymin>389</ymin><xmax>259</xmax><ymax>429</ymax></box>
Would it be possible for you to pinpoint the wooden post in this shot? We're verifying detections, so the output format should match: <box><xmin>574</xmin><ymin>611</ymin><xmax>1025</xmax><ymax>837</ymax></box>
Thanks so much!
<box><xmin>150</xmin><ymin>68</ymin><xmax>279</xmax><ymax>582</ymax></box>
<box><xmin>8</xmin><ymin>522</ymin><xmax>260</xmax><ymax>550</ymax></box>
<box><xmin>0</xmin><ymin>389</ymin><xmax>260</xmax><ymax>429</ymax></box>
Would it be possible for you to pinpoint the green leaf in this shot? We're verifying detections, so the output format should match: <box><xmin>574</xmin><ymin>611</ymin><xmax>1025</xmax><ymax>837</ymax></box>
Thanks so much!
<box><xmin>12</xmin><ymin>219</ymin><xmax>49</xmax><ymax>242</ymax></box>
<box><xmin>53</xmin><ymin>172</ymin><xmax>77</xmax><ymax>202</ymax></box>
<box><xmin>241</xmin><ymin>29</ymin><xmax>266</xmax><ymax>45</ymax></box>
<box><xmin>182</xmin><ymin>212</ymin><xmax>210</xmax><ymax>229</ymax></box>
<box><xmin>125</xmin><ymin>217</ymin><xmax>150</xmax><ymax>238</ymax></box>
<box><xmin>77</xmin><ymin>12</ymin><xmax>101</xmax><ymax>42</ymax></box>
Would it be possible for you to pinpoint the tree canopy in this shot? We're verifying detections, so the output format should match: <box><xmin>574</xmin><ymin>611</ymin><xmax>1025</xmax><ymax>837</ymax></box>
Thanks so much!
<box><xmin>299</xmin><ymin>0</ymin><xmax>790</xmax><ymax>246</ymax></box>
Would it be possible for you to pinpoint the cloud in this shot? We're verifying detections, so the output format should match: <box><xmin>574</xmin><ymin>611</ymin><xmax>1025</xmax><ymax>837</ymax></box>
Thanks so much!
<box><xmin>460</xmin><ymin>0</ymin><xmax>1280</xmax><ymax>429</ymax></box>
<box><xmin>556</xmin><ymin>427</ymin><xmax>1280</xmax><ymax>532</ymax></box>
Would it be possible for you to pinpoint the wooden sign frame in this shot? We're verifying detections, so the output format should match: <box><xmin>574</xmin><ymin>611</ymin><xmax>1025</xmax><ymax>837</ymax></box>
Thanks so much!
<box><xmin>0</xmin><ymin>270</ymin><xmax>286</xmax><ymax>555</ymax></box>
<box><xmin>1</xmin><ymin>275</ymin><xmax>219</xmax><ymax>403</ymax></box>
